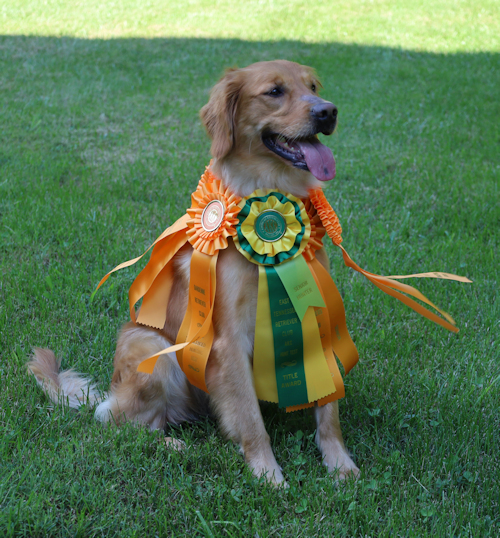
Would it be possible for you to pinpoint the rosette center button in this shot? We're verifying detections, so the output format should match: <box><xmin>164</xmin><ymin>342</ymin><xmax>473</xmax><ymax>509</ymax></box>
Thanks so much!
<box><xmin>255</xmin><ymin>209</ymin><xmax>287</xmax><ymax>242</ymax></box>
<box><xmin>201</xmin><ymin>200</ymin><xmax>225</xmax><ymax>232</ymax></box>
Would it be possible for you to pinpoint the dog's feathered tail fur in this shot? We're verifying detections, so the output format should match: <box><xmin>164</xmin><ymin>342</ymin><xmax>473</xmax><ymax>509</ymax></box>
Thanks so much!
<box><xmin>28</xmin><ymin>348</ymin><xmax>102</xmax><ymax>409</ymax></box>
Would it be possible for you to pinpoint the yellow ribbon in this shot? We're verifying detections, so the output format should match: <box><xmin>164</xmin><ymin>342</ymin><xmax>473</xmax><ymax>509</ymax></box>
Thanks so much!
<box><xmin>253</xmin><ymin>266</ymin><xmax>279</xmax><ymax>402</ymax></box>
<box><xmin>253</xmin><ymin>259</ymin><xmax>337</xmax><ymax>409</ymax></box>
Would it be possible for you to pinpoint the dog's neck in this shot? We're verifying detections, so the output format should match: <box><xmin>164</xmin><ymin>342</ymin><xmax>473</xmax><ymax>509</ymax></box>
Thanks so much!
<box><xmin>212</xmin><ymin>155</ymin><xmax>323</xmax><ymax>199</ymax></box>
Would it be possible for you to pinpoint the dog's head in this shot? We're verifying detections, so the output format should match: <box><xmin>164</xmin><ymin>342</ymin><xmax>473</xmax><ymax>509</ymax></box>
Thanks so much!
<box><xmin>200</xmin><ymin>60</ymin><xmax>337</xmax><ymax>193</ymax></box>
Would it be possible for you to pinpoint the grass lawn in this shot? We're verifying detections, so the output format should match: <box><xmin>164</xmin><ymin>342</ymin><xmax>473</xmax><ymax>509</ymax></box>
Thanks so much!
<box><xmin>1</xmin><ymin>0</ymin><xmax>499</xmax><ymax>536</ymax></box>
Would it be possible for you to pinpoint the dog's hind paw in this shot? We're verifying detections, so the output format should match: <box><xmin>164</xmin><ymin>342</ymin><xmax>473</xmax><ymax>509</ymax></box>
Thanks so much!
<box><xmin>163</xmin><ymin>437</ymin><xmax>186</xmax><ymax>451</ymax></box>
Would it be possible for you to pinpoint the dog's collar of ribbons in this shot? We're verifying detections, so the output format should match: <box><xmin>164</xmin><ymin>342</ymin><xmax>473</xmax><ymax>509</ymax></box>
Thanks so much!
<box><xmin>94</xmin><ymin>164</ymin><xmax>471</xmax><ymax>411</ymax></box>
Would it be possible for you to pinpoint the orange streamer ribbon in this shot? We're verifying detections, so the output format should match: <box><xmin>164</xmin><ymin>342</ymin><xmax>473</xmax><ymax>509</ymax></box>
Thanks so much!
<box><xmin>94</xmin><ymin>214</ymin><xmax>189</xmax><ymax>299</ymax></box>
<box><xmin>136</xmin><ymin>250</ymin><xmax>218</xmax><ymax>393</ymax></box>
<box><xmin>309</xmin><ymin>188</ymin><xmax>472</xmax><ymax>332</ymax></box>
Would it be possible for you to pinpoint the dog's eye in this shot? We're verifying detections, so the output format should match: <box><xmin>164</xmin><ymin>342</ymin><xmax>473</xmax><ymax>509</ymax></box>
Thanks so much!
<box><xmin>267</xmin><ymin>87</ymin><xmax>284</xmax><ymax>97</ymax></box>
<box><xmin>311</xmin><ymin>84</ymin><xmax>317</xmax><ymax>93</ymax></box>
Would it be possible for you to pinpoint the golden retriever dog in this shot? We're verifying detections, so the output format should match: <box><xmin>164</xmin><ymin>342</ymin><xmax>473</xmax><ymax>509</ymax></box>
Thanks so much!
<box><xmin>29</xmin><ymin>60</ymin><xmax>359</xmax><ymax>486</ymax></box>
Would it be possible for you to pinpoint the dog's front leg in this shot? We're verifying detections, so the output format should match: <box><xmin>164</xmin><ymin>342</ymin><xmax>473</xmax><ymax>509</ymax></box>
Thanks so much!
<box><xmin>206</xmin><ymin>345</ymin><xmax>285</xmax><ymax>486</ymax></box>
<box><xmin>315</xmin><ymin>401</ymin><xmax>360</xmax><ymax>480</ymax></box>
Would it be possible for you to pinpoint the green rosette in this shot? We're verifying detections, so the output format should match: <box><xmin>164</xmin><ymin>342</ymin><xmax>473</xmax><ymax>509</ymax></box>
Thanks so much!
<box><xmin>234</xmin><ymin>189</ymin><xmax>311</xmax><ymax>266</ymax></box>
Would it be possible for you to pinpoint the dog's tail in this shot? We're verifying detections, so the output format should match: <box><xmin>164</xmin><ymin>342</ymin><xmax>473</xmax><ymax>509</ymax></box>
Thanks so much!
<box><xmin>27</xmin><ymin>348</ymin><xmax>102</xmax><ymax>409</ymax></box>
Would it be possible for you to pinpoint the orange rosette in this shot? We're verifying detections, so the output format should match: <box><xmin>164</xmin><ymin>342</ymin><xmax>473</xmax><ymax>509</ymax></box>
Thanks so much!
<box><xmin>309</xmin><ymin>188</ymin><xmax>342</xmax><ymax>246</ymax></box>
<box><xmin>186</xmin><ymin>176</ymin><xmax>242</xmax><ymax>255</ymax></box>
<box><xmin>302</xmin><ymin>197</ymin><xmax>326</xmax><ymax>262</ymax></box>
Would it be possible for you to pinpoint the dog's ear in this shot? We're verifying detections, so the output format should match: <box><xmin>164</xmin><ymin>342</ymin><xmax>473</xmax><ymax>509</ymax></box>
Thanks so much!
<box><xmin>200</xmin><ymin>68</ymin><xmax>243</xmax><ymax>159</ymax></box>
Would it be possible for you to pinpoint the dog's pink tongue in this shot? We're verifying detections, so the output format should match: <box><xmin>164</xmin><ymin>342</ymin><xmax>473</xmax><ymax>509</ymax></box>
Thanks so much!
<box><xmin>296</xmin><ymin>138</ymin><xmax>336</xmax><ymax>181</ymax></box>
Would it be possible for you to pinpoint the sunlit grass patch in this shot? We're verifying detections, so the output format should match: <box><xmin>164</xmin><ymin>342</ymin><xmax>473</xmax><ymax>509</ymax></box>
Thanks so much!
<box><xmin>1</xmin><ymin>0</ymin><xmax>499</xmax><ymax>52</ymax></box>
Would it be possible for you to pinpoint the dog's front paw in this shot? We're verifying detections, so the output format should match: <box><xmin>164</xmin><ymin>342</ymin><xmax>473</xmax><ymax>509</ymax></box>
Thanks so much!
<box><xmin>244</xmin><ymin>452</ymin><xmax>287</xmax><ymax>488</ymax></box>
<box><xmin>323</xmin><ymin>451</ymin><xmax>360</xmax><ymax>481</ymax></box>
<box><xmin>252</xmin><ymin>464</ymin><xmax>288</xmax><ymax>488</ymax></box>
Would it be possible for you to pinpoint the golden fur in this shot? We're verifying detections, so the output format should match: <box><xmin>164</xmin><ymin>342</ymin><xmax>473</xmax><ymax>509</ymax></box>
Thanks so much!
<box><xmin>29</xmin><ymin>60</ymin><xmax>359</xmax><ymax>486</ymax></box>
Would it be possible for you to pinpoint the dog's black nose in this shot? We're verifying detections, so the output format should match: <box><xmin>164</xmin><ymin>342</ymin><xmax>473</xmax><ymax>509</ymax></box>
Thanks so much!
<box><xmin>311</xmin><ymin>102</ymin><xmax>338</xmax><ymax>135</ymax></box>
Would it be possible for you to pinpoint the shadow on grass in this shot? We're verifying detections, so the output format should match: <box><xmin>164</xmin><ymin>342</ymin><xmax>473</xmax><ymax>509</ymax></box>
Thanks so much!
<box><xmin>0</xmin><ymin>34</ymin><xmax>497</xmax><ymax>350</ymax></box>
<box><xmin>1</xmin><ymin>35</ymin><xmax>498</xmax><ymax>172</ymax></box>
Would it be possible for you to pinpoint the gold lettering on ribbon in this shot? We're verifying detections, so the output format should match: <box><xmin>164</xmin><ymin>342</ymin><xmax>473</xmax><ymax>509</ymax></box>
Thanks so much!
<box><xmin>274</xmin><ymin>319</ymin><xmax>298</xmax><ymax>328</ymax></box>
<box><xmin>273</xmin><ymin>307</ymin><xmax>295</xmax><ymax>317</ymax></box>
<box><xmin>281</xmin><ymin>380</ymin><xmax>302</xmax><ymax>388</ymax></box>
<box><xmin>264</xmin><ymin>219</ymin><xmax>278</xmax><ymax>234</ymax></box>
<box><xmin>297</xmin><ymin>287</ymin><xmax>312</xmax><ymax>300</ymax></box>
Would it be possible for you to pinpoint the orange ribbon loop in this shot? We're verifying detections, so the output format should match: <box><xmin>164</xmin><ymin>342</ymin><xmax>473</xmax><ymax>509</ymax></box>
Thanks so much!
<box><xmin>129</xmin><ymin>229</ymin><xmax>188</xmax><ymax>324</ymax></box>
<box><xmin>308</xmin><ymin>257</ymin><xmax>359</xmax><ymax>373</ymax></box>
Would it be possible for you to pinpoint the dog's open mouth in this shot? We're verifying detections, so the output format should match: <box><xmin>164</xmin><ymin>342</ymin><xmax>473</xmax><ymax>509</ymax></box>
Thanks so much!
<box><xmin>262</xmin><ymin>134</ymin><xmax>336</xmax><ymax>182</ymax></box>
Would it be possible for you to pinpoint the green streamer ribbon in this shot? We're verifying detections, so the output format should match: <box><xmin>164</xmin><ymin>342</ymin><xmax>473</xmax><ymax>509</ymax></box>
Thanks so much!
<box><xmin>265</xmin><ymin>266</ymin><xmax>308</xmax><ymax>408</ymax></box>
<box><xmin>274</xmin><ymin>255</ymin><xmax>325</xmax><ymax>321</ymax></box>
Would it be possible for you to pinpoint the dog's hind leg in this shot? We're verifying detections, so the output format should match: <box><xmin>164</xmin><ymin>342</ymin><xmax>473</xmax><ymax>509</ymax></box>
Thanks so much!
<box><xmin>95</xmin><ymin>323</ymin><xmax>208</xmax><ymax>431</ymax></box>
<box><xmin>314</xmin><ymin>401</ymin><xmax>359</xmax><ymax>480</ymax></box>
